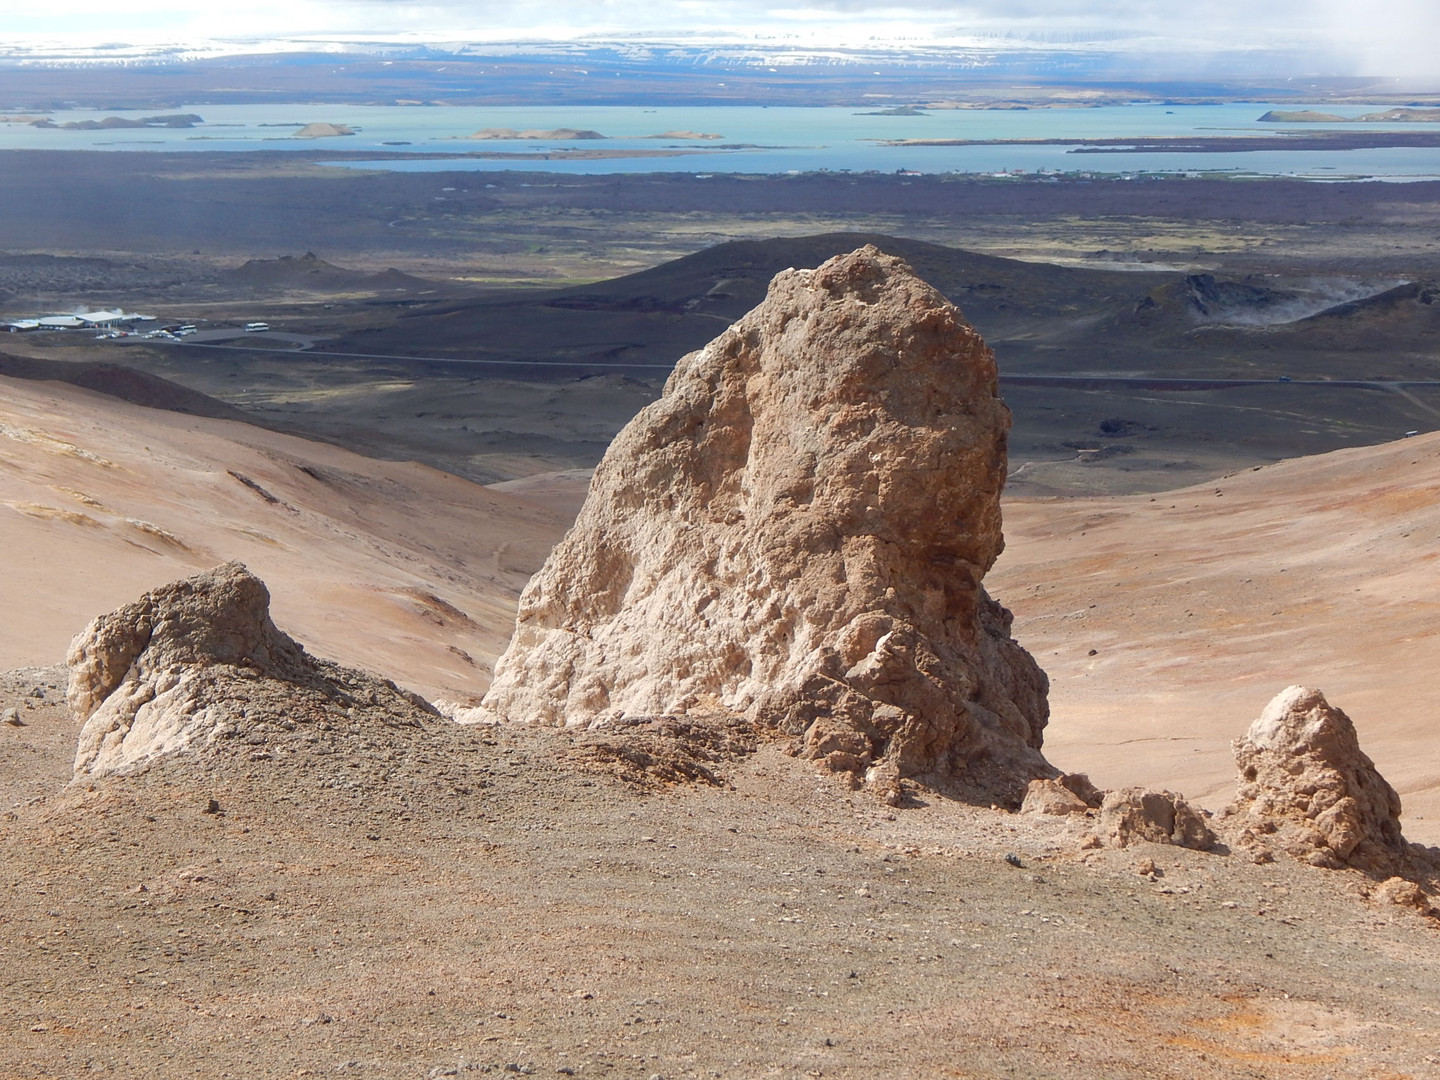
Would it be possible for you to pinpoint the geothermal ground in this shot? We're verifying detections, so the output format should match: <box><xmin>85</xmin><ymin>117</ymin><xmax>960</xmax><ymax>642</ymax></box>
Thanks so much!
<box><xmin>5</xmin><ymin>369</ymin><xmax>1440</xmax><ymax>1077</ymax></box>
<box><xmin>5</xmin><ymin>665</ymin><xmax>1440</xmax><ymax>1080</ymax></box>
<box><xmin>5</xmin><ymin>166</ymin><xmax>1440</xmax><ymax>1075</ymax></box>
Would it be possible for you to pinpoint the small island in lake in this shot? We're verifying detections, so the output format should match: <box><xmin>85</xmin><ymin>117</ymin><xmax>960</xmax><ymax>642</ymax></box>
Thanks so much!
<box><xmin>467</xmin><ymin>127</ymin><xmax>607</xmax><ymax>140</ymax></box>
<box><xmin>293</xmin><ymin>122</ymin><xmax>356</xmax><ymax>138</ymax></box>
<box><xmin>1260</xmin><ymin>107</ymin><xmax>1440</xmax><ymax>123</ymax></box>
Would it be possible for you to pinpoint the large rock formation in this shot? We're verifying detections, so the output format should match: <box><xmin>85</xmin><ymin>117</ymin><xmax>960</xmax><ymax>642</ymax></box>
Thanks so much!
<box><xmin>1223</xmin><ymin>686</ymin><xmax>1413</xmax><ymax>875</ymax></box>
<box><xmin>477</xmin><ymin>245</ymin><xmax>1052</xmax><ymax>802</ymax></box>
<box><xmin>69</xmin><ymin>562</ymin><xmax>438</xmax><ymax>778</ymax></box>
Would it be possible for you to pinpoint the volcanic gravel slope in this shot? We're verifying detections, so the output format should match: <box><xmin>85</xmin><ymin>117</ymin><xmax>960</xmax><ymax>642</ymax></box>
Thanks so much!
<box><xmin>993</xmin><ymin>428</ymin><xmax>1440</xmax><ymax>842</ymax></box>
<box><xmin>0</xmin><ymin>373</ymin><xmax>567</xmax><ymax>704</ymax></box>
<box><xmin>3</xmin><ymin>660</ymin><xmax>1440</xmax><ymax>1079</ymax></box>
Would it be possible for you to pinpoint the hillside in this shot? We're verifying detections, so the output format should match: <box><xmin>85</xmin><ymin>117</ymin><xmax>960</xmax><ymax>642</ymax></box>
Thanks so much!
<box><xmin>4</xmin><ymin>382</ymin><xmax>1440</xmax><ymax>1078</ymax></box>
<box><xmin>328</xmin><ymin>232</ymin><xmax>1174</xmax><ymax>367</ymax></box>
<box><xmin>219</xmin><ymin>251</ymin><xmax>450</xmax><ymax>295</ymax></box>
<box><xmin>0</xmin><ymin>373</ymin><xmax>565</xmax><ymax>702</ymax></box>
<box><xmin>0</xmin><ymin>350</ymin><xmax>251</xmax><ymax>421</ymax></box>
<box><xmin>997</xmin><ymin>429</ymin><xmax>1440</xmax><ymax>839</ymax></box>
<box><xmin>291</xmin><ymin>235</ymin><xmax>1439</xmax><ymax>498</ymax></box>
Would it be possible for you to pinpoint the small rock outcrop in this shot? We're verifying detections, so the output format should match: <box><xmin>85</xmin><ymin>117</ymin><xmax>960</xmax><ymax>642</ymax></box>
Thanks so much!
<box><xmin>477</xmin><ymin>245</ymin><xmax>1052</xmax><ymax>802</ymax></box>
<box><xmin>1372</xmin><ymin>876</ymin><xmax>1434</xmax><ymax>913</ymax></box>
<box><xmin>1096</xmin><ymin>788</ymin><xmax>1217</xmax><ymax>850</ymax></box>
<box><xmin>1020</xmin><ymin>773</ymin><xmax>1102</xmax><ymax>816</ymax></box>
<box><xmin>68</xmin><ymin>562</ymin><xmax>438</xmax><ymax>778</ymax></box>
<box><xmin>1223</xmin><ymin>686</ymin><xmax>1415</xmax><ymax>876</ymax></box>
<box><xmin>1021</xmin><ymin>779</ymin><xmax>1089</xmax><ymax>816</ymax></box>
<box><xmin>293</xmin><ymin>122</ymin><xmax>354</xmax><ymax>138</ymax></box>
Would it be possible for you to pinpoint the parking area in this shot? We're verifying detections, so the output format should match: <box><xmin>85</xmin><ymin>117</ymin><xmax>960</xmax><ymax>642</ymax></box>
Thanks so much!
<box><xmin>182</xmin><ymin>328</ymin><xmax>320</xmax><ymax>349</ymax></box>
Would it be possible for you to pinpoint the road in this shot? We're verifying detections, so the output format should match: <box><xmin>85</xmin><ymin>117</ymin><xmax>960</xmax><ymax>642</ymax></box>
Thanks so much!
<box><xmin>162</xmin><ymin>339</ymin><xmax>1440</xmax><ymax>396</ymax></box>
<box><xmin>120</xmin><ymin>338</ymin><xmax>1440</xmax><ymax>423</ymax></box>
<box><xmin>163</xmin><ymin>338</ymin><xmax>677</xmax><ymax>371</ymax></box>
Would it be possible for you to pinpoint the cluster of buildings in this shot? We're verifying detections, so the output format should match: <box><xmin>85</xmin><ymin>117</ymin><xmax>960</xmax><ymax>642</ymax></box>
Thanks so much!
<box><xmin>2</xmin><ymin>309</ymin><xmax>158</xmax><ymax>334</ymax></box>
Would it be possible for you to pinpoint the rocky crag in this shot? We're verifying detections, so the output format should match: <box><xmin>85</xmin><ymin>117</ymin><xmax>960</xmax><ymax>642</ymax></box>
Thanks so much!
<box><xmin>1018</xmin><ymin>686</ymin><xmax>1437</xmax><ymax>881</ymax></box>
<box><xmin>476</xmin><ymin>245</ymin><xmax>1052</xmax><ymax>803</ymax></box>
<box><xmin>1222</xmin><ymin>685</ymin><xmax>1435</xmax><ymax>883</ymax></box>
<box><xmin>68</xmin><ymin>562</ymin><xmax>447</xmax><ymax>787</ymax></box>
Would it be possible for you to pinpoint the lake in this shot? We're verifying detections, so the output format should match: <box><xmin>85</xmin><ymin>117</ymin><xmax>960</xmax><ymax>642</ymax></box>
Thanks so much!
<box><xmin>5</xmin><ymin>102</ymin><xmax>1440</xmax><ymax>180</ymax></box>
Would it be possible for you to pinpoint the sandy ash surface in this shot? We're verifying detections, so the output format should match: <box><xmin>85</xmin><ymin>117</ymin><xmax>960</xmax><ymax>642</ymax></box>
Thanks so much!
<box><xmin>0</xmin><ymin>374</ymin><xmax>566</xmax><ymax>703</ymax></box>
<box><xmin>994</xmin><ymin>429</ymin><xmax>1440</xmax><ymax>843</ymax></box>
<box><xmin>4</xmin><ymin>663</ymin><xmax>1440</xmax><ymax>1080</ymax></box>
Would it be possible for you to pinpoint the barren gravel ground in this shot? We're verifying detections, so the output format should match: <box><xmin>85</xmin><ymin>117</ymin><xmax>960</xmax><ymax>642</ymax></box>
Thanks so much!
<box><xmin>4</xmin><ymin>665</ymin><xmax>1440</xmax><ymax>1080</ymax></box>
<box><xmin>6</xmin><ymin>332</ymin><xmax>1440</xmax><ymax>1078</ymax></box>
<box><xmin>993</xmin><ymin>429</ymin><xmax>1440</xmax><ymax>843</ymax></box>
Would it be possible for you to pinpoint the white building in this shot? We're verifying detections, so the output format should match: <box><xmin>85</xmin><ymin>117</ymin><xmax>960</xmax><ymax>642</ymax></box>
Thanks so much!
<box><xmin>3</xmin><ymin>309</ymin><xmax>156</xmax><ymax>332</ymax></box>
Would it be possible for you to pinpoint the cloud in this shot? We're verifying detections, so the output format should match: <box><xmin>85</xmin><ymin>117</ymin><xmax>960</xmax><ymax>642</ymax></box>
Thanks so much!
<box><xmin>342</xmin><ymin>0</ymin><xmax>1440</xmax><ymax>75</ymax></box>
<box><xmin>9</xmin><ymin>0</ymin><xmax>1436</xmax><ymax>76</ymax></box>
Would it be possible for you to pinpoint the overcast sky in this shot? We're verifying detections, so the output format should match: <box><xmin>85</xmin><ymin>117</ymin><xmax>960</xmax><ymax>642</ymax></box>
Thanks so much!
<box><xmin>8</xmin><ymin>0</ymin><xmax>1437</xmax><ymax>76</ymax></box>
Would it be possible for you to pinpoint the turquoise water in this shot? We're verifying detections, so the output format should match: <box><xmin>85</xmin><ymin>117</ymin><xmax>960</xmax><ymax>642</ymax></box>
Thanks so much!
<box><xmin>4</xmin><ymin>102</ymin><xmax>1439</xmax><ymax>180</ymax></box>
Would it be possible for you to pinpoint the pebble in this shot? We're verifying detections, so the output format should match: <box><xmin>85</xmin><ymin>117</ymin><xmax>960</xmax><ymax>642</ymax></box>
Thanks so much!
<box><xmin>2</xmin><ymin>707</ymin><xmax>24</xmax><ymax>727</ymax></box>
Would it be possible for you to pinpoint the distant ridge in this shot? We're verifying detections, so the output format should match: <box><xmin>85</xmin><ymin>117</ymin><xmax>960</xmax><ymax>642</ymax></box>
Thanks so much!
<box><xmin>222</xmin><ymin>252</ymin><xmax>440</xmax><ymax>294</ymax></box>
<box><xmin>339</xmin><ymin>232</ymin><xmax>1172</xmax><ymax>368</ymax></box>
<box><xmin>0</xmin><ymin>351</ymin><xmax>248</xmax><ymax>421</ymax></box>
<box><xmin>538</xmin><ymin>232</ymin><xmax>1130</xmax><ymax>321</ymax></box>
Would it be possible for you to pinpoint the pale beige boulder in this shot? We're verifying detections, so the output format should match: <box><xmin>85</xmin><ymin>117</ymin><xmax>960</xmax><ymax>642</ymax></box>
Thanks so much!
<box><xmin>1096</xmin><ymin>788</ymin><xmax>1217</xmax><ymax>850</ymax></box>
<box><xmin>1223</xmin><ymin>686</ymin><xmax>1414</xmax><ymax>875</ymax></box>
<box><xmin>69</xmin><ymin>562</ymin><xmax>437</xmax><ymax>778</ymax></box>
<box><xmin>477</xmin><ymin>245</ymin><xmax>1051</xmax><ymax>802</ymax></box>
<box><xmin>1020</xmin><ymin>778</ymin><xmax>1090</xmax><ymax>816</ymax></box>
<box><xmin>1372</xmin><ymin>876</ymin><xmax>1434</xmax><ymax>913</ymax></box>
